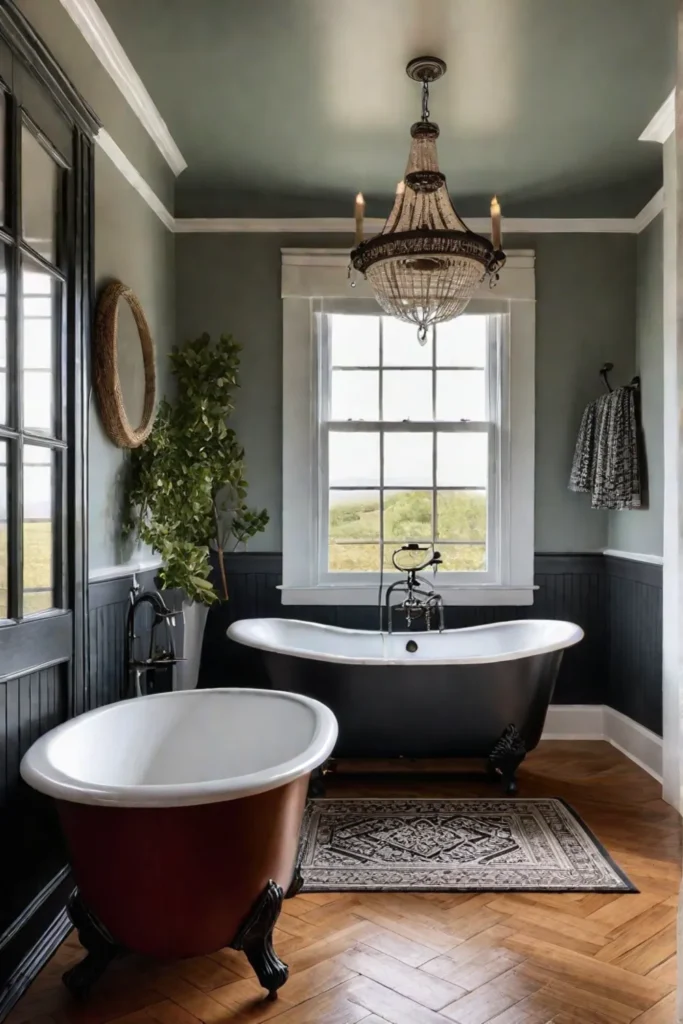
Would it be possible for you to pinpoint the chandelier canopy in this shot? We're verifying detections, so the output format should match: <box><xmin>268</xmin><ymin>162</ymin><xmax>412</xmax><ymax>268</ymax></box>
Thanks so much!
<box><xmin>350</xmin><ymin>57</ymin><xmax>506</xmax><ymax>343</ymax></box>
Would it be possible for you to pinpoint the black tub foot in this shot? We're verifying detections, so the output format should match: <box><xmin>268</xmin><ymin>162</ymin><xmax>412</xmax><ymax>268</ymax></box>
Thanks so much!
<box><xmin>62</xmin><ymin>890</ymin><xmax>125</xmax><ymax>999</ymax></box>
<box><xmin>230</xmin><ymin>881</ymin><xmax>288</xmax><ymax>998</ymax></box>
<box><xmin>308</xmin><ymin>770</ymin><xmax>326</xmax><ymax>798</ymax></box>
<box><xmin>285</xmin><ymin>865</ymin><xmax>304</xmax><ymax>900</ymax></box>
<box><xmin>488</xmin><ymin>724</ymin><xmax>526</xmax><ymax>796</ymax></box>
<box><xmin>308</xmin><ymin>758</ymin><xmax>335</xmax><ymax>798</ymax></box>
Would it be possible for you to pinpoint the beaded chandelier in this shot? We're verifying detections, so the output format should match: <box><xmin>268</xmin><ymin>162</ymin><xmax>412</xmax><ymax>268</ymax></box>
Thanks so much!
<box><xmin>350</xmin><ymin>57</ymin><xmax>506</xmax><ymax>343</ymax></box>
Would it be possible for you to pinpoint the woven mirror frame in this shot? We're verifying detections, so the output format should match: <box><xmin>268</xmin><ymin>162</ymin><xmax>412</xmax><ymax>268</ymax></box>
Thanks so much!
<box><xmin>94</xmin><ymin>280</ymin><xmax>157</xmax><ymax>448</ymax></box>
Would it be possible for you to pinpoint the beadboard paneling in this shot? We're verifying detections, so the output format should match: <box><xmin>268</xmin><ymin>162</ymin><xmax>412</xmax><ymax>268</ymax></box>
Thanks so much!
<box><xmin>0</xmin><ymin>666</ymin><xmax>69</xmax><ymax>969</ymax></box>
<box><xmin>88</xmin><ymin>569</ymin><xmax>161</xmax><ymax>709</ymax></box>
<box><xmin>87</xmin><ymin>554</ymin><xmax>662</xmax><ymax>739</ymax></box>
<box><xmin>605</xmin><ymin>556</ymin><xmax>663</xmax><ymax>735</ymax></box>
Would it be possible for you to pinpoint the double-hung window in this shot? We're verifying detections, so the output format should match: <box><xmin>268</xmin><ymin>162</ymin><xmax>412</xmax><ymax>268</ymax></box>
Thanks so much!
<box><xmin>282</xmin><ymin>249</ymin><xmax>535</xmax><ymax>605</ymax></box>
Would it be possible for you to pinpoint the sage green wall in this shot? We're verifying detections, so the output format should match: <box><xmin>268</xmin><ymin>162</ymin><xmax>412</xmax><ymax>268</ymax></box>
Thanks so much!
<box><xmin>608</xmin><ymin>214</ymin><xmax>664</xmax><ymax>556</ymax></box>
<box><xmin>175</xmin><ymin>232</ymin><xmax>636</xmax><ymax>553</ymax></box>
<box><xmin>91</xmin><ymin>151</ymin><xmax>175</xmax><ymax>571</ymax></box>
<box><xmin>18</xmin><ymin>0</ymin><xmax>176</xmax><ymax>573</ymax></box>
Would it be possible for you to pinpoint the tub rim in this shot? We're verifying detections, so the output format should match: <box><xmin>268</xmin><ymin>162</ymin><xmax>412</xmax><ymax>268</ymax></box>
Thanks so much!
<box><xmin>20</xmin><ymin>687</ymin><xmax>338</xmax><ymax>808</ymax></box>
<box><xmin>227</xmin><ymin>617</ymin><xmax>585</xmax><ymax>666</ymax></box>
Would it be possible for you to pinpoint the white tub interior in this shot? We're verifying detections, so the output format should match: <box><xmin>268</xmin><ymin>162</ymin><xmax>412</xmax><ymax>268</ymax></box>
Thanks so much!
<box><xmin>227</xmin><ymin>618</ymin><xmax>584</xmax><ymax>666</ymax></box>
<box><xmin>20</xmin><ymin>689</ymin><xmax>339</xmax><ymax>806</ymax></box>
<box><xmin>51</xmin><ymin>691</ymin><xmax>317</xmax><ymax>786</ymax></box>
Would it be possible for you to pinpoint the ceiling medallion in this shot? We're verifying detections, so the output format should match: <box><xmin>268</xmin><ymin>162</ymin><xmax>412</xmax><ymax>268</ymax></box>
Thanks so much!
<box><xmin>350</xmin><ymin>56</ymin><xmax>506</xmax><ymax>344</ymax></box>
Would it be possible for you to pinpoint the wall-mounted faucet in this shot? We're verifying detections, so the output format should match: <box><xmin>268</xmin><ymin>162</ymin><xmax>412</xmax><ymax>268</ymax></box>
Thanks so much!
<box><xmin>126</xmin><ymin>587</ymin><xmax>180</xmax><ymax>697</ymax></box>
<box><xmin>385</xmin><ymin>544</ymin><xmax>445</xmax><ymax>634</ymax></box>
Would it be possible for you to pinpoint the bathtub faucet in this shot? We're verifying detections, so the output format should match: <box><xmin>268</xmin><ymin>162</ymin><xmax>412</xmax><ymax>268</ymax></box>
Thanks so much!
<box><xmin>385</xmin><ymin>545</ymin><xmax>445</xmax><ymax>633</ymax></box>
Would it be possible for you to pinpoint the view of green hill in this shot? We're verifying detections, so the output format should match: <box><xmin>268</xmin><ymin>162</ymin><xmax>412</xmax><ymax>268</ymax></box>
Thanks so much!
<box><xmin>329</xmin><ymin>489</ymin><xmax>486</xmax><ymax>571</ymax></box>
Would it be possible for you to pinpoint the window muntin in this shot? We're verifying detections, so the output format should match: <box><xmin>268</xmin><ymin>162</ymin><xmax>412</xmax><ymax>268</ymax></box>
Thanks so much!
<box><xmin>319</xmin><ymin>312</ymin><xmax>499</xmax><ymax>579</ymax></box>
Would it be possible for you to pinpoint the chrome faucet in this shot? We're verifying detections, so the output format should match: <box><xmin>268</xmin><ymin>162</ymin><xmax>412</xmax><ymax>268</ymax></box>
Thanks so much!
<box><xmin>385</xmin><ymin>544</ymin><xmax>445</xmax><ymax>633</ymax></box>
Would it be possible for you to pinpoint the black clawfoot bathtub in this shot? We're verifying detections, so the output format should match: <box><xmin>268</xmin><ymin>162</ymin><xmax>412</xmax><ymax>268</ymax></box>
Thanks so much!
<box><xmin>227</xmin><ymin>619</ymin><xmax>584</xmax><ymax>792</ymax></box>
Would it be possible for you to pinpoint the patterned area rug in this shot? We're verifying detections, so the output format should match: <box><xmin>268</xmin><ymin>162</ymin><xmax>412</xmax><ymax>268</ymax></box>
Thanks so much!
<box><xmin>298</xmin><ymin>798</ymin><xmax>636</xmax><ymax>893</ymax></box>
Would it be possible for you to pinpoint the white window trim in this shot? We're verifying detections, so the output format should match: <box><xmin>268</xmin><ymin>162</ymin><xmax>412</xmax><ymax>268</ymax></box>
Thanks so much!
<box><xmin>281</xmin><ymin>249</ymin><xmax>536</xmax><ymax>606</ymax></box>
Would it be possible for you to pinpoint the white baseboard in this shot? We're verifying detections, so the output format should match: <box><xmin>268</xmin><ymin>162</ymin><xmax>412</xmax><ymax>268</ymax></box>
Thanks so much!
<box><xmin>542</xmin><ymin>704</ymin><xmax>604</xmax><ymax>740</ymax></box>
<box><xmin>603</xmin><ymin>706</ymin><xmax>663</xmax><ymax>782</ymax></box>
<box><xmin>542</xmin><ymin>704</ymin><xmax>663</xmax><ymax>783</ymax></box>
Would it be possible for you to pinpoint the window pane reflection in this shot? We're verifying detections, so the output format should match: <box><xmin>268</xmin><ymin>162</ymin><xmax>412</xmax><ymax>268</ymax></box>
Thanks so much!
<box><xmin>23</xmin><ymin>444</ymin><xmax>54</xmax><ymax>614</ymax></box>
<box><xmin>329</xmin><ymin>314</ymin><xmax>379</xmax><ymax>366</ymax></box>
<box><xmin>22</xmin><ymin>126</ymin><xmax>60</xmax><ymax>264</ymax></box>
<box><xmin>437</xmin><ymin>433</ymin><xmax>488</xmax><ymax>487</ymax></box>
<box><xmin>329</xmin><ymin>432</ymin><xmax>380</xmax><ymax>487</ymax></box>
<box><xmin>331</xmin><ymin>370</ymin><xmax>379</xmax><ymax>420</ymax></box>
<box><xmin>22</xmin><ymin>260</ymin><xmax>58</xmax><ymax>436</ymax></box>
<box><xmin>0</xmin><ymin>440</ymin><xmax>6</xmax><ymax>618</ymax></box>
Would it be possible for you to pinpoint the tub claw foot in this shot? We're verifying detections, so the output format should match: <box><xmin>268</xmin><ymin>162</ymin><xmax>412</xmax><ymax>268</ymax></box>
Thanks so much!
<box><xmin>488</xmin><ymin>724</ymin><xmax>526</xmax><ymax>796</ymax></box>
<box><xmin>230</xmin><ymin>880</ymin><xmax>288</xmax><ymax>997</ymax></box>
<box><xmin>62</xmin><ymin>890</ymin><xmax>124</xmax><ymax>998</ymax></box>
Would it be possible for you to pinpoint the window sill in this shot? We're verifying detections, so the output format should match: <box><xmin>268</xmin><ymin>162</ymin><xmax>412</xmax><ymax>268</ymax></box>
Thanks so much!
<box><xmin>278</xmin><ymin>585</ymin><xmax>536</xmax><ymax>607</ymax></box>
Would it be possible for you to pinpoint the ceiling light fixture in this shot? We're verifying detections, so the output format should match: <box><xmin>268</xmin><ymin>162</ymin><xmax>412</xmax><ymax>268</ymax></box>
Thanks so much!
<box><xmin>350</xmin><ymin>57</ymin><xmax>506</xmax><ymax>344</ymax></box>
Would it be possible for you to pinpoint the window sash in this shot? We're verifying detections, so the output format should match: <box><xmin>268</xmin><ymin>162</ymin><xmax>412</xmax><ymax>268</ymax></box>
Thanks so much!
<box><xmin>316</xmin><ymin>313</ymin><xmax>503</xmax><ymax>585</ymax></box>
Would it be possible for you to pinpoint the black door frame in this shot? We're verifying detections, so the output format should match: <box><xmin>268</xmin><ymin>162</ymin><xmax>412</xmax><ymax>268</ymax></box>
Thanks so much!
<box><xmin>0</xmin><ymin>1</ymin><xmax>99</xmax><ymax>1015</ymax></box>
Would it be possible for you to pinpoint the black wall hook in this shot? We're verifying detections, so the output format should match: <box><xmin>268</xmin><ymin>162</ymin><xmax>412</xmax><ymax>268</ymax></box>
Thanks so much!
<box><xmin>600</xmin><ymin>362</ymin><xmax>614</xmax><ymax>393</ymax></box>
<box><xmin>599</xmin><ymin>363</ymin><xmax>639</xmax><ymax>393</ymax></box>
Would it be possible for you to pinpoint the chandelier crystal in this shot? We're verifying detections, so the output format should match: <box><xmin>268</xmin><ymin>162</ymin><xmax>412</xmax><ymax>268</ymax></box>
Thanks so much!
<box><xmin>350</xmin><ymin>57</ymin><xmax>506</xmax><ymax>343</ymax></box>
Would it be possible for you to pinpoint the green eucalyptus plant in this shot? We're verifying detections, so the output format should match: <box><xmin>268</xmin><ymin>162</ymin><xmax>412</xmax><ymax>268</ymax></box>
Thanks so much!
<box><xmin>123</xmin><ymin>332</ymin><xmax>269</xmax><ymax>604</ymax></box>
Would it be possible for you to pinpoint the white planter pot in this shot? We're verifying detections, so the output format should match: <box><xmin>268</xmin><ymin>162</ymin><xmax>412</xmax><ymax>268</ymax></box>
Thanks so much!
<box><xmin>174</xmin><ymin>599</ymin><xmax>210</xmax><ymax>691</ymax></box>
<box><xmin>159</xmin><ymin>589</ymin><xmax>210</xmax><ymax>691</ymax></box>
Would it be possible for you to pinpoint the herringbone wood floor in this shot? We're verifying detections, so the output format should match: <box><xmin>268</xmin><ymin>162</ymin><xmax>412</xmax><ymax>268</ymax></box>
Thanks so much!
<box><xmin>8</xmin><ymin>742</ymin><xmax>682</xmax><ymax>1024</ymax></box>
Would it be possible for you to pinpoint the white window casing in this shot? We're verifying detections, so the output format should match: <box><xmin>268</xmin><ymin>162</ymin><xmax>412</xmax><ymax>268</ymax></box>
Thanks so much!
<box><xmin>281</xmin><ymin>249</ymin><xmax>536</xmax><ymax>606</ymax></box>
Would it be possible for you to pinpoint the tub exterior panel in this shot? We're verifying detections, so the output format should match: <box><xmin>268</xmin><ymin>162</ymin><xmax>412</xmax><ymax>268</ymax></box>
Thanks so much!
<box><xmin>57</xmin><ymin>774</ymin><xmax>308</xmax><ymax>957</ymax></box>
<box><xmin>262</xmin><ymin>652</ymin><xmax>563</xmax><ymax>759</ymax></box>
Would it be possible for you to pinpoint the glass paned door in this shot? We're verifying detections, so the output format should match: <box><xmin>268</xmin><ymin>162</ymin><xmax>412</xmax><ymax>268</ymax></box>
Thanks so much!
<box><xmin>0</xmin><ymin>112</ymin><xmax>68</xmax><ymax>622</ymax></box>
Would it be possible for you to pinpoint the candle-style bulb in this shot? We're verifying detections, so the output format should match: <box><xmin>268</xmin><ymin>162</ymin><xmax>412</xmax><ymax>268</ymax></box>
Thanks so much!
<box><xmin>490</xmin><ymin>195</ymin><xmax>502</xmax><ymax>250</ymax></box>
<box><xmin>354</xmin><ymin>192</ymin><xmax>365</xmax><ymax>245</ymax></box>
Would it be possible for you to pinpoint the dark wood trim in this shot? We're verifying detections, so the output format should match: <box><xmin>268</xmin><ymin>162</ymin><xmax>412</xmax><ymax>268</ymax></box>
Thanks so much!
<box><xmin>534</xmin><ymin>553</ymin><xmax>606</xmax><ymax>575</ymax></box>
<box><xmin>0</xmin><ymin>1</ymin><xmax>100</xmax><ymax>138</ymax></box>
<box><xmin>0</xmin><ymin>865</ymin><xmax>69</xmax><ymax>950</ymax></box>
<box><xmin>88</xmin><ymin>569</ymin><xmax>161</xmax><ymax>609</ymax></box>
<box><xmin>0</xmin><ymin>610</ymin><xmax>72</xmax><ymax>681</ymax></box>
<box><xmin>0</xmin><ymin>883</ymin><xmax>72</xmax><ymax>1021</ymax></box>
<box><xmin>604</xmin><ymin>555</ymin><xmax>662</xmax><ymax>587</ymax></box>
<box><xmin>219</xmin><ymin>552</ymin><xmax>284</xmax><ymax>575</ymax></box>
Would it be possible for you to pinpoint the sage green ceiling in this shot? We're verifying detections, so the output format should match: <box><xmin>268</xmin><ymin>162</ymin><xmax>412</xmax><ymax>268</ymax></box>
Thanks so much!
<box><xmin>97</xmin><ymin>0</ymin><xmax>676</xmax><ymax>218</ymax></box>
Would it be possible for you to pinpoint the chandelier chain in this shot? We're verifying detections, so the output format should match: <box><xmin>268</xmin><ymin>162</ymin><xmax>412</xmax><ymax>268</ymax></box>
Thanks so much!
<box><xmin>421</xmin><ymin>81</ymin><xmax>430</xmax><ymax>121</ymax></box>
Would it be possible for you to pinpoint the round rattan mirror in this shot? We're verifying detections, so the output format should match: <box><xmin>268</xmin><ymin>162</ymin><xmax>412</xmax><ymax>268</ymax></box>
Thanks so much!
<box><xmin>94</xmin><ymin>280</ymin><xmax>157</xmax><ymax>448</ymax></box>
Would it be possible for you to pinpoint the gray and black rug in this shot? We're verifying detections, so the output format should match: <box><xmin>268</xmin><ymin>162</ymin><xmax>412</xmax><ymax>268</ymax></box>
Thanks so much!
<box><xmin>298</xmin><ymin>798</ymin><xmax>636</xmax><ymax>893</ymax></box>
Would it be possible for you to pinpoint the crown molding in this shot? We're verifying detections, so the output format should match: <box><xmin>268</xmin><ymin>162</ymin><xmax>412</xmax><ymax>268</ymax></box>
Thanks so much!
<box><xmin>639</xmin><ymin>89</ymin><xmax>675</xmax><ymax>144</ymax></box>
<box><xmin>58</xmin><ymin>0</ymin><xmax>187</xmax><ymax>175</ymax></box>
<box><xmin>174</xmin><ymin>215</ymin><xmax>638</xmax><ymax>235</ymax></box>
<box><xmin>95</xmin><ymin>150</ymin><xmax>664</xmax><ymax>240</ymax></box>
<box><xmin>96</xmin><ymin>129</ymin><xmax>175</xmax><ymax>231</ymax></box>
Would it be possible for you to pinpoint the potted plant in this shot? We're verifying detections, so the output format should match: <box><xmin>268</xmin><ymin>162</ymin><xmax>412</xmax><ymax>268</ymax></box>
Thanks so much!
<box><xmin>123</xmin><ymin>332</ymin><xmax>269</xmax><ymax>690</ymax></box>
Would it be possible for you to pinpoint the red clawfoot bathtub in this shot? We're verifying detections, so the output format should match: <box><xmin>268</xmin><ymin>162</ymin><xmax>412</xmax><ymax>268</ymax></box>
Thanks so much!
<box><xmin>20</xmin><ymin>688</ymin><xmax>338</xmax><ymax>999</ymax></box>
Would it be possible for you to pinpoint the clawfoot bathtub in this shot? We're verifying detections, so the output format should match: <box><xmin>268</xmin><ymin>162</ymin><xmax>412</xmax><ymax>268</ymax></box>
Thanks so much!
<box><xmin>20</xmin><ymin>688</ymin><xmax>337</xmax><ymax>1000</ymax></box>
<box><xmin>227</xmin><ymin>619</ymin><xmax>584</xmax><ymax>793</ymax></box>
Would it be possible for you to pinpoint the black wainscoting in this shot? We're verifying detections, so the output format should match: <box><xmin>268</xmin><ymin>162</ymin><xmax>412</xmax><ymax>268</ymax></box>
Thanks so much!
<box><xmin>605</xmin><ymin>556</ymin><xmax>663</xmax><ymax>735</ymax></box>
<box><xmin>88</xmin><ymin>569</ymin><xmax>160</xmax><ymax>708</ymax></box>
<box><xmin>0</xmin><ymin>666</ymin><xmax>70</xmax><ymax>1016</ymax></box>
<box><xmin>199</xmin><ymin>553</ymin><xmax>609</xmax><ymax>707</ymax></box>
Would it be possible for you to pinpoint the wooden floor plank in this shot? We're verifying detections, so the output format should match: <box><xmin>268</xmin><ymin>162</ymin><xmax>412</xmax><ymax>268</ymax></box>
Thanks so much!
<box><xmin>7</xmin><ymin>742</ymin><xmax>681</xmax><ymax>1024</ymax></box>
